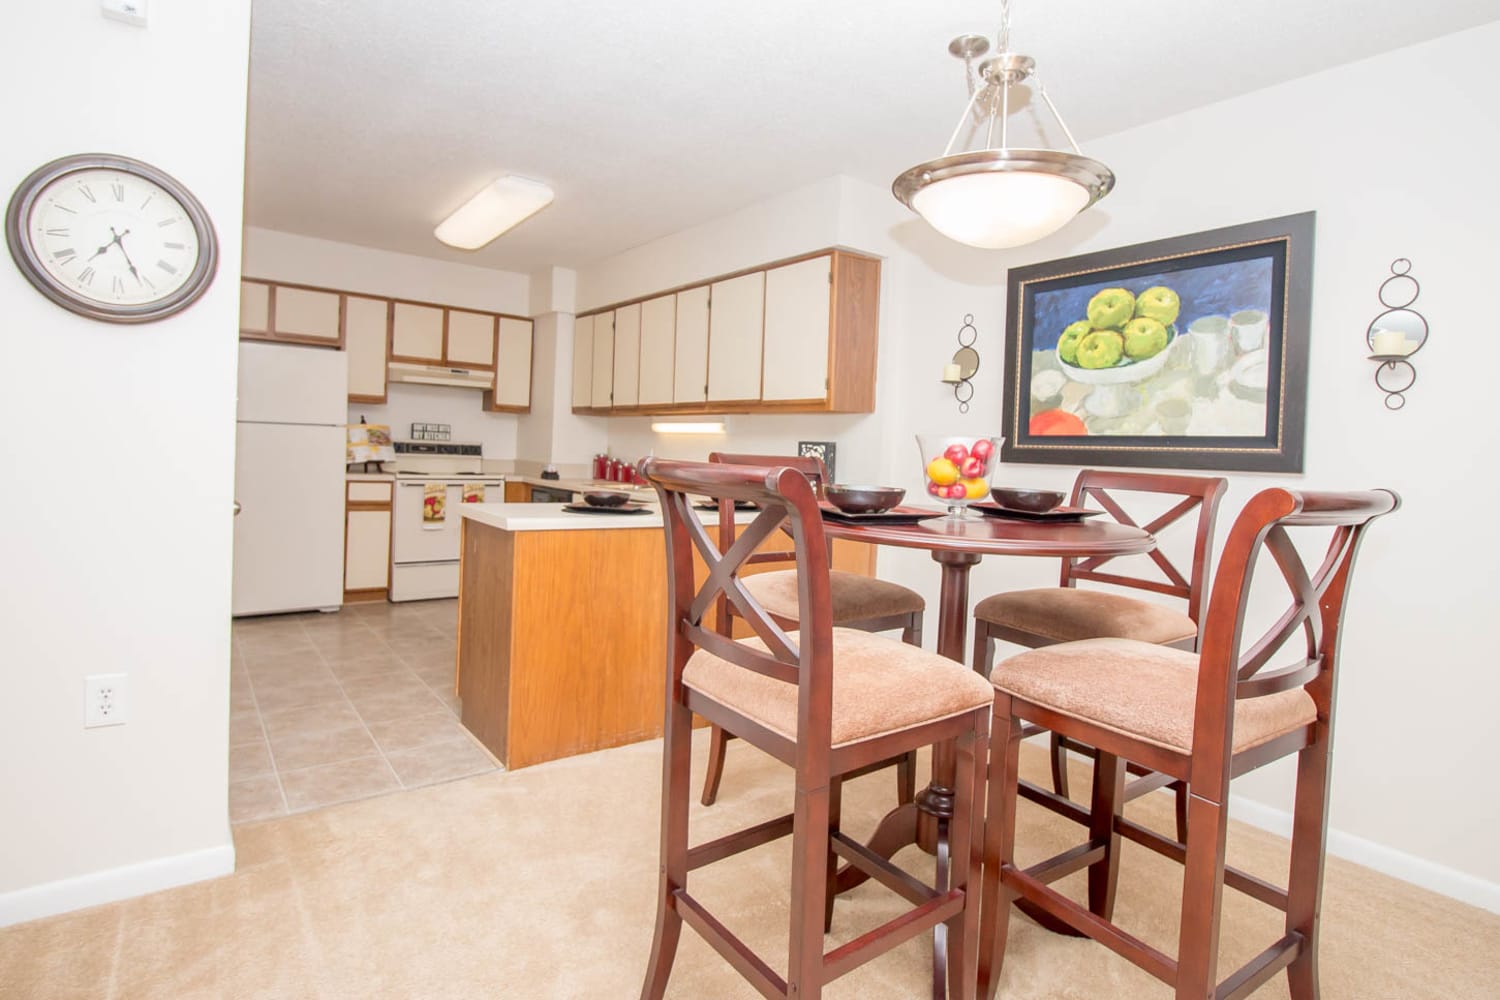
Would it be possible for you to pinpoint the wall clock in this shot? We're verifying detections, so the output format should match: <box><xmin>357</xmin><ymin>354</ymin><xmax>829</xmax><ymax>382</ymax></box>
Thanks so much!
<box><xmin>5</xmin><ymin>153</ymin><xmax>218</xmax><ymax>323</ymax></box>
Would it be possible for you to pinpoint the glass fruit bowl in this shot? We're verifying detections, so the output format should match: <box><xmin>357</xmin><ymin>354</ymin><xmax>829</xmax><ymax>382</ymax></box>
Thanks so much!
<box><xmin>916</xmin><ymin>433</ymin><xmax>1002</xmax><ymax>518</ymax></box>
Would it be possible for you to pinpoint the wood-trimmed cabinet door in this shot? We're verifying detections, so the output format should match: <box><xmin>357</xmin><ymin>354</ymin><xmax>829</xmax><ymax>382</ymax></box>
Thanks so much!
<box><xmin>486</xmin><ymin>317</ymin><xmax>534</xmax><ymax>412</ymax></box>
<box><xmin>344</xmin><ymin>294</ymin><xmax>389</xmax><ymax>403</ymax></box>
<box><xmin>673</xmin><ymin>285</ymin><xmax>710</xmax><ymax>405</ymax></box>
<box><xmin>761</xmin><ymin>255</ymin><xmax>832</xmax><ymax>403</ymax></box>
<box><xmin>611</xmin><ymin>303</ymin><xmax>641</xmax><ymax>409</ymax></box>
<box><xmin>445</xmin><ymin>309</ymin><xmax>497</xmax><ymax>369</ymax></box>
<box><xmin>706</xmin><ymin>271</ymin><xmax>765</xmax><ymax>404</ymax></box>
<box><xmin>591</xmin><ymin>311</ymin><xmax>615</xmax><ymax>409</ymax></box>
<box><xmin>240</xmin><ymin>280</ymin><xmax>272</xmax><ymax>338</ymax></box>
<box><xmin>572</xmin><ymin>314</ymin><xmax>595</xmax><ymax>410</ymax></box>
<box><xmin>273</xmin><ymin>286</ymin><xmax>343</xmax><ymax>346</ymax></box>
<box><xmin>637</xmin><ymin>294</ymin><xmax>676</xmax><ymax>407</ymax></box>
<box><xmin>391</xmin><ymin>302</ymin><xmax>445</xmax><ymax>363</ymax></box>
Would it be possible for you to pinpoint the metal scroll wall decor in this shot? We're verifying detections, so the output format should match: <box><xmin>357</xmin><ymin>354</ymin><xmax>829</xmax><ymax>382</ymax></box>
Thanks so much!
<box><xmin>941</xmin><ymin>314</ymin><xmax>982</xmax><ymax>413</ymax></box>
<box><xmin>1366</xmin><ymin>258</ymin><xmax>1427</xmax><ymax>410</ymax></box>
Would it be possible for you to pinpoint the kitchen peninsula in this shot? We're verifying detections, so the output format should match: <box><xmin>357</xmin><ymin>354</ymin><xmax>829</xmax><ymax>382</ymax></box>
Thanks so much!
<box><xmin>454</xmin><ymin>502</ymin><xmax>875</xmax><ymax>769</ymax></box>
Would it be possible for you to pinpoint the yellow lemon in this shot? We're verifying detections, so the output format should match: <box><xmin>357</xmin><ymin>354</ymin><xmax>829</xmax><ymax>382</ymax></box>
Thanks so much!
<box><xmin>926</xmin><ymin>457</ymin><xmax>960</xmax><ymax>486</ymax></box>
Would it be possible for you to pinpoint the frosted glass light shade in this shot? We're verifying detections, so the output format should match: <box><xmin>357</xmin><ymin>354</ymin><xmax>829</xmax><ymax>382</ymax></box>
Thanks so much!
<box><xmin>912</xmin><ymin>171</ymin><xmax>1089</xmax><ymax>249</ymax></box>
<box><xmin>434</xmin><ymin>175</ymin><xmax>554</xmax><ymax>250</ymax></box>
<box><xmin>894</xmin><ymin>149</ymin><xmax>1114</xmax><ymax>250</ymax></box>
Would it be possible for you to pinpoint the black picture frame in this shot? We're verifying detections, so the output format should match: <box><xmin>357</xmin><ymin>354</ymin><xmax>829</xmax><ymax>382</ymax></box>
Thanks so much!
<box><xmin>797</xmin><ymin>440</ymin><xmax>836</xmax><ymax>483</ymax></box>
<box><xmin>1001</xmin><ymin>212</ymin><xmax>1314</xmax><ymax>473</ymax></box>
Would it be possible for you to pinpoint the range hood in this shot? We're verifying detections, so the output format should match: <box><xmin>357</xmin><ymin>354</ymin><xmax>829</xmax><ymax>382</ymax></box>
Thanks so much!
<box><xmin>387</xmin><ymin>361</ymin><xmax>495</xmax><ymax>390</ymax></box>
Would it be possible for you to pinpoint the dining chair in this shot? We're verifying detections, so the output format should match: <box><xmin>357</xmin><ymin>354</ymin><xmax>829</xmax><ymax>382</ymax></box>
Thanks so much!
<box><xmin>698</xmin><ymin>451</ymin><xmax>926</xmax><ymax>808</ymax></box>
<box><xmin>971</xmin><ymin>469</ymin><xmax>1227</xmax><ymax>841</ymax></box>
<box><xmin>639</xmin><ymin>457</ymin><xmax>992</xmax><ymax>1000</ymax></box>
<box><xmin>977</xmin><ymin>486</ymin><xmax>1399</xmax><ymax>1000</ymax></box>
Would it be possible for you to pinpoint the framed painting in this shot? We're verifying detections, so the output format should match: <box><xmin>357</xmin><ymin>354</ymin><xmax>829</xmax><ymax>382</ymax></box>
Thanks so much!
<box><xmin>1001</xmin><ymin>212</ymin><xmax>1314</xmax><ymax>473</ymax></box>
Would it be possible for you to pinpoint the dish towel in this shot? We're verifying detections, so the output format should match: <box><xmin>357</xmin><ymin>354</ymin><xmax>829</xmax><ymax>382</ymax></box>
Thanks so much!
<box><xmin>422</xmin><ymin>482</ymin><xmax>446</xmax><ymax>529</ymax></box>
<box><xmin>462</xmin><ymin>483</ymin><xmax>485</xmax><ymax>504</ymax></box>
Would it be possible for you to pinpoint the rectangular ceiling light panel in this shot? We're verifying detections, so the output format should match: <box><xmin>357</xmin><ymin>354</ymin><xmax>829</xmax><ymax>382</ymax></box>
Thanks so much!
<box><xmin>434</xmin><ymin>175</ymin><xmax>555</xmax><ymax>250</ymax></box>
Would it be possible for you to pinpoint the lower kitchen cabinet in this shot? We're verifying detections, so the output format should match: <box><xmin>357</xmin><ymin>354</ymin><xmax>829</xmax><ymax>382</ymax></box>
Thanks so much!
<box><xmin>344</xmin><ymin>479</ymin><xmax>393</xmax><ymax>602</ymax></box>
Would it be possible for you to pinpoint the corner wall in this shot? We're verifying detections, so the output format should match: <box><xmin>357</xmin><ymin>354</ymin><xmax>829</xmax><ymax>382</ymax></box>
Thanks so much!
<box><xmin>0</xmin><ymin>2</ymin><xmax>254</xmax><ymax>923</ymax></box>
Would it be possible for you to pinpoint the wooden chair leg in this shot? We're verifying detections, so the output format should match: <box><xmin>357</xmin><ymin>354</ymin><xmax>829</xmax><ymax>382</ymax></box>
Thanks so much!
<box><xmin>946</xmin><ymin>715</ymin><xmax>988</xmax><ymax>1000</ymax></box>
<box><xmin>640</xmin><ymin>699</ymin><xmax>694</xmax><ymax>1000</ymax></box>
<box><xmin>823</xmin><ymin>777</ymin><xmax>843</xmax><ymax>934</ymax></box>
<box><xmin>788</xmin><ymin>778</ymin><xmax>833</xmax><ymax>1000</ymax></box>
<box><xmin>1087</xmin><ymin>751</ymin><xmax>1125</xmax><ymax>921</ymax></box>
<box><xmin>1173</xmin><ymin>780</ymin><xmax>1189</xmax><ymax>844</ymax></box>
<box><xmin>1174</xmin><ymin>790</ymin><xmax>1230</xmax><ymax>1000</ymax></box>
<box><xmin>970</xmin><ymin>622</ymin><xmax>995</xmax><ymax>680</ymax></box>
<box><xmin>1049</xmin><ymin>732</ymin><xmax>1071</xmax><ymax>799</ymax></box>
<box><xmin>892</xmin><ymin>613</ymin><xmax>921</xmax><ymax>807</ymax></box>
<box><xmin>978</xmin><ymin>698</ymin><xmax>1023</xmax><ymax>1000</ymax></box>
<box><xmin>700</xmin><ymin>724</ymin><xmax>731</xmax><ymax>806</ymax></box>
<box><xmin>1285</xmin><ymin>731</ymin><xmax>1334</xmax><ymax>1000</ymax></box>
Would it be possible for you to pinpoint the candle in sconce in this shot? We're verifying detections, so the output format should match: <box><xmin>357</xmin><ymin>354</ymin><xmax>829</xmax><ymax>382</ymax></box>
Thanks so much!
<box><xmin>942</xmin><ymin>362</ymin><xmax>962</xmax><ymax>382</ymax></box>
<box><xmin>1370</xmin><ymin>328</ymin><xmax>1409</xmax><ymax>356</ymax></box>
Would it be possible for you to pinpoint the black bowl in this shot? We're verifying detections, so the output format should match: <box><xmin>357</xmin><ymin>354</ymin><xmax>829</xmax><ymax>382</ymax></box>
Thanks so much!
<box><xmin>824</xmin><ymin>485</ymin><xmax>905</xmax><ymax>514</ymax></box>
<box><xmin>991</xmin><ymin>487</ymin><xmax>1065</xmax><ymax>513</ymax></box>
<box><xmin>583</xmin><ymin>491</ymin><xmax>630</xmax><ymax>508</ymax></box>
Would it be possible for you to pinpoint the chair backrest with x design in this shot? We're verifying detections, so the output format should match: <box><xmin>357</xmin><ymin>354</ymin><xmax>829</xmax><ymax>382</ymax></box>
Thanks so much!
<box><xmin>1062</xmin><ymin>469</ymin><xmax>1229</xmax><ymax>631</ymax></box>
<box><xmin>1188</xmin><ymin>487</ymin><xmax>1399</xmax><ymax>799</ymax></box>
<box><xmin>648</xmin><ymin>457</ymin><xmax>837</xmax><ymax>752</ymax></box>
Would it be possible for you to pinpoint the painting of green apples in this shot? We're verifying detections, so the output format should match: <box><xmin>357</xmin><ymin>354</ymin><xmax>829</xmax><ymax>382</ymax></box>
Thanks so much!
<box><xmin>1002</xmin><ymin>213</ymin><xmax>1313</xmax><ymax>473</ymax></box>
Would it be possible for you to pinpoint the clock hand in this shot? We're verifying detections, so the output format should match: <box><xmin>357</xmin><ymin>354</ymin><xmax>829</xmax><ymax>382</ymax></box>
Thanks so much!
<box><xmin>111</xmin><ymin>228</ymin><xmax>141</xmax><ymax>282</ymax></box>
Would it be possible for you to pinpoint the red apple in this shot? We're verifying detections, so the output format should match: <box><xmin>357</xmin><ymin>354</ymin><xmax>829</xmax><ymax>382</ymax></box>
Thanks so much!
<box><xmin>959</xmin><ymin>456</ymin><xmax>985</xmax><ymax>479</ymax></box>
<box><xmin>971</xmin><ymin>438</ymin><xmax>994</xmax><ymax>462</ymax></box>
<box><xmin>945</xmin><ymin>483</ymin><xmax>968</xmax><ymax>499</ymax></box>
<box><xmin>943</xmin><ymin>443</ymin><xmax>969</xmax><ymax>465</ymax></box>
<box><xmin>926</xmin><ymin>482</ymin><xmax>942</xmax><ymax>496</ymax></box>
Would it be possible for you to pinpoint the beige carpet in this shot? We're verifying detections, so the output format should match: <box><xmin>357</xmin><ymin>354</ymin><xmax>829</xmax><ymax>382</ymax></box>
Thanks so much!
<box><xmin>4</xmin><ymin>730</ymin><xmax>1498</xmax><ymax>999</ymax></box>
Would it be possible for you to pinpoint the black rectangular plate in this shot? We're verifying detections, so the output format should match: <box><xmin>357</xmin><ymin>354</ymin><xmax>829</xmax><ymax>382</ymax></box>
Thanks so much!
<box><xmin>818</xmin><ymin>504</ymin><xmax>946</xmax><ymax>525</ymax></box>
<box><xmin>971</xmin><ymin>503</ymin><xmax>1105</xmax><ymax>522</ymax></box>
<box><xmin>562</xmin><ymin>503</ymin><xmax>652</xmax><ymax>515</ymax></box>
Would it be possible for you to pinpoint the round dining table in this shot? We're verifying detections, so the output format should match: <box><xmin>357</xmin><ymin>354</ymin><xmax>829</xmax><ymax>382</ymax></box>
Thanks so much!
<box><xmin>821</xmin><ymin>507</ymin><xmax>1156</xmax><ymax>996</ymax></box>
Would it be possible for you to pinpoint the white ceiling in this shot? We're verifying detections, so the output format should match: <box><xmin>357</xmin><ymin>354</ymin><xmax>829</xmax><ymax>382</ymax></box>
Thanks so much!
<box><xmin>244</xmin><ymin>0</ymin><xmax>1497</xmax><ymax>273</ymax></box>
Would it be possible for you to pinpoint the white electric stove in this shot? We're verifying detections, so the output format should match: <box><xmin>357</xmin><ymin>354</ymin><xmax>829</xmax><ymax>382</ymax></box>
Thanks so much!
<box><xmin>390</xmin><ymin>442</ymin><xmax>504</xmax><ymax>602</ymax></box>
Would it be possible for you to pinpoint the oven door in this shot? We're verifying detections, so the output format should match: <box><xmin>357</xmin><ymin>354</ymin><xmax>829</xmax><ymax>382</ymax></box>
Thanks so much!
<box><xmin>392</xmin><ymin>480</ymin><xmax>501</xmax><ymax>564</ymax></box>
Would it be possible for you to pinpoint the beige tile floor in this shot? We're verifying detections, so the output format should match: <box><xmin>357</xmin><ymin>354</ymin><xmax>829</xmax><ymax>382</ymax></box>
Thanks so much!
<box><xmin>229</xmin><ymin>597</ymin><xmax>498</xmax><ymax>823</ymax></box>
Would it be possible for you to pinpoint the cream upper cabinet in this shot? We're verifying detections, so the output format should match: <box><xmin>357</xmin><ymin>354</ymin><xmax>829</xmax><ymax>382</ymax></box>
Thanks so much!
<box><xmin>344</xmin><ymin>294</ymin><xmax>389</xmax><ymax>402</ymax></box>
<box><xmin>707</xmin><ymin>271</ymin><xmax>765</xmax><ymax>403</ymax></box>
<box><xmin>274</xmin><ymin>286</ymin><xmax>342</xmax><ymax>344</ymax></box>
<box><xmin>637</xmin><ymin>294</ymin><xmax>676</xmax><ymax>407</ymax></box>
<box><xmin>446</xmin><ymin>309</ymin><xmax>496</xmax><ymax>368</ymax></box>
<box><xmin>572</xmin><ymin>313</ymin><xmax>595</xmax><ymax>409</ymax></box>
<box><xmin>490</xmin><ymin>317</ymin><xmax>533</xmax><ymax>410</ymax></box>
<box><xmin>611</xmin><ymin>304</ymin><xmax>641</xmax><ymax>408</ymax></box>
<box><xmin>240</xmin><ymin>280</ymin><xmax>271</xmax><ymax>335</ymax></box>
<box><xmin>591</xmin><ymin>311</ymin><xmax>615</xmax><ymax>408</ymax></box>
<box><xmin>673</xmin><ymin>286</ymin><xmax>710</xmax><ymax>404</ymax></box>
<box><xmin>391</xmin><ymin>302</ymin><xmax>444</xmax><ymax>362</ymax></box>
<box><xmin>762</xmin><ymin>256</ymin><xmax>833</xmax><ymax>402</ymax></box>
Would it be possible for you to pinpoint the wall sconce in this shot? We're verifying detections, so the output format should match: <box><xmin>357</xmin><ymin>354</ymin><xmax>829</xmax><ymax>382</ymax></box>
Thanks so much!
<box><xmin>1365</xmin><ymin>258</ymin><xmax>1427</xmax><ymax>410</ymax></box>
<box><xmin>941</xmin><ymin>314</ymin><xmax>981</xmax><ymax>412</ymax></box>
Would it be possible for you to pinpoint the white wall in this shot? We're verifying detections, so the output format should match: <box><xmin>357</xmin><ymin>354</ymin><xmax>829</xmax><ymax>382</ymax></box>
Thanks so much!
<box><xmin>242</xmin><ymin>227</ymin><xmax>530</xmax><ymax>457</ymax></box>
<box><xmin>0</xmin><ymin>3</ymin><xmax>253</xmax><ymax>923</ymax></box>
<box><xmin>576</xmin><ymin>23</ymin><xmax>1500</xmax><ymax>910</ymax></box>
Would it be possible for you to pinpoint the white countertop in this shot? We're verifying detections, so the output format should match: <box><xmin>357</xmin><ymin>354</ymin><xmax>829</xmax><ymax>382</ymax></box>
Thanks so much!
<box><xmin>458</xmin><ymin>501</ymin><xmax>759</xmax><ymax>532</ymax></box>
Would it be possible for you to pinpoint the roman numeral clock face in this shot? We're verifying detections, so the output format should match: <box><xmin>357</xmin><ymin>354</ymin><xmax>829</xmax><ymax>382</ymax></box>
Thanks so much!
<box><xmin>5</xmin><ymin>155</ymin><xmax>218</xmax><ymax>323</ymax></box>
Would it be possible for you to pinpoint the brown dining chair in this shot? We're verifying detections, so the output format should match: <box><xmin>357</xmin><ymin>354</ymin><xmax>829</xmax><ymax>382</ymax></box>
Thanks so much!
<box><xmin>977</xmin><ymin>486</ymin><xmax>1399</xmax><ymax>1000</ymax></box>
<box><xmin>971</xmin><ymin>469</ymin><xmax>1227</xmax><ymax>840</ymax></box>
<box><xmin>698</xmin><ymin>450</ymin><xmax>926</xmax><ymax>808</ymax></box>
<box><xmin>639</xmin><ymin>457</ymin><xmax>992</xmax><ymax>1000</ymax></box>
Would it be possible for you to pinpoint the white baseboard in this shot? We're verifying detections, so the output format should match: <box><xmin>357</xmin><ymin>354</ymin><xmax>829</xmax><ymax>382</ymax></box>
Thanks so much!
<box><xmin>0</xmin><ymin>842</ymin><xmax>236</xmax><ymax>928</ymax></box>
<box><xmin>1229</xmin><ymin>794</ymin><xmax>1500</xmax><ymax>915</ymax></box>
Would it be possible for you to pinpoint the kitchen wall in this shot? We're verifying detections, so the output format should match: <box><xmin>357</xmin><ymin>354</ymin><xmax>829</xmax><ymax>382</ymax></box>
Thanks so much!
<box><xmin>242</xmin><ymin>227</ymin><xmax>530</xmax><ymax>456</ymax></box>
<box><xmin>0</xmin><ymin>2</ymin><xmax>253</xmax><ymax>924</ymax></box>
<box><xmin>576</xmin><ymin>22</ymin><xmax>1500</xmax><ymax>911</ymax></box>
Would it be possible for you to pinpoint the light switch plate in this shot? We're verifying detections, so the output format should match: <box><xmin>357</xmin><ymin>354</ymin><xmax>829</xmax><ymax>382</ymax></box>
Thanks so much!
<box><xmin>101</xmin><ymin>0</ymin><xmax>148</xmax><ymax>27</ymax></box>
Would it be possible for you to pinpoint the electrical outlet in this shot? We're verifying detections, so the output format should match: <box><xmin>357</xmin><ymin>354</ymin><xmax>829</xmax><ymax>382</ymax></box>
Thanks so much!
<box><xmin>85</xmin><ymin>674</ymin><xmax>129</xmax><ymax>728</ymax></box>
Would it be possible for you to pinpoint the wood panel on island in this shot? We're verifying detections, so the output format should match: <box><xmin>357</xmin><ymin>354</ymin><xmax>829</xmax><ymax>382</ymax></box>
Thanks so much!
<box><xmin>239</xmin><ymin>277</ymin><xmax>534</xmax><ymax>411</ymax></box>
<box><xmin>569</xmin><ymin>247</ymin><xmax>880</xmax><ymax>416</ymax></box>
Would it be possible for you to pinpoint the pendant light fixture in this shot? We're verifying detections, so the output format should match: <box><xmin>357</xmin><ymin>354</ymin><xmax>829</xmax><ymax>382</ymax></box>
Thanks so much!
<box><xmin>893</xmin><ymin>1</ymin><xmax>1113</xmax><ymax>250</ymax></box>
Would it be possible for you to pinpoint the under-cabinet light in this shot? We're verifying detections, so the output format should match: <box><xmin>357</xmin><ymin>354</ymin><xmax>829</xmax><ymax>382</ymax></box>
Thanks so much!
<box><xmin>651</xmin><ymin>420</ymin><xmax>727</xmax><ymax>435</ymax></box>
<box><xmin>434</xmin><ymin>175</ymin><xmax>554</xmax><ymax>250</ymax></box>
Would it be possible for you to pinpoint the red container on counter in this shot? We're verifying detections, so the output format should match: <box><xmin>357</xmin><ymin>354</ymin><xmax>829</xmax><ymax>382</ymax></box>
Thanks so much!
<box><xmin>610</xmin><ymin>458</ymin><xmax>626</xmax><ymax>481</ymax></box>
<box><xmin>592</xmin><ymin>453</ymin><xmax>608</xmax><ymax>480</ymax></box>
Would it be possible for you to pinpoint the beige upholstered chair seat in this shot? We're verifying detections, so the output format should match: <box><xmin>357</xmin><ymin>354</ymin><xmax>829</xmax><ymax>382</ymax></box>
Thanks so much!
<box><xmin>744</xmin><ymin>569</ymin><xmax>925</xmax><ymax>625</ymax></box>
<box><xmin>974</xmin><ymin>587</ymin><xmax>1197</xmax><ymax>646</ymax></box>
<box><xmin>685</xmin><ymin>627</ymin><xmax>992</xmax><ymax>749</ymax></box>
<box><xmin>991</xmin><ymin>637</ymin><xmax>1315</xmax><ymax>755</ymax></box>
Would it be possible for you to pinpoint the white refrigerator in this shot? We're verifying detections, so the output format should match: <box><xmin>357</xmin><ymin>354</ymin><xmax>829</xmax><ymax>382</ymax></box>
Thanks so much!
<box><xmin>232</xmin><ymin>342</ymin><xmax>349</xmax><ymax>616</ymax></box>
